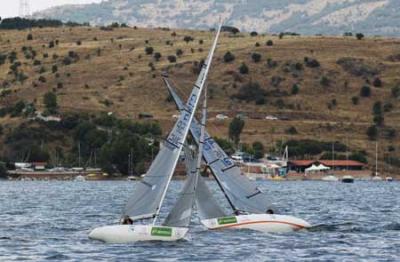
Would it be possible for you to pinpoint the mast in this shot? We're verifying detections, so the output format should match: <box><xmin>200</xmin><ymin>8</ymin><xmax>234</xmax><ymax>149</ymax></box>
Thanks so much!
<box><xmin>375</xmin><ymin>141</ymin><xmax>378</xmax><ymax>177</ymax></box>
<box><xmin>196</xmin><ymin>86</ymin><xmax>208</xmax><ymax>184</ymax></box>
<box><xmin>332</xmin><ymin>142</ymin><xmax>335</xmax><ymax>172</ymax></box>
<box><xmin>151</xmin><ymin>23</ymin><xmax>222</xmax><ymax>225</ymax></box>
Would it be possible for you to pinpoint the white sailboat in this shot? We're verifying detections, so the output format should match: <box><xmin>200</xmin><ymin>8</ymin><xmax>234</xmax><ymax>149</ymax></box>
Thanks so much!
<box><xmin>372</xmin><ymin>141</ymin><xmax>383</xmax><ymax>181</ymax></box>
<box><xmin>163</xmin><ymin>78</ymin><xmax>311</xmax><ymax>233</ymax></box>
<box><xmin>88</xmin><ymin>24</ymin><xmax>222</xmax><ymax>243</ymax></box>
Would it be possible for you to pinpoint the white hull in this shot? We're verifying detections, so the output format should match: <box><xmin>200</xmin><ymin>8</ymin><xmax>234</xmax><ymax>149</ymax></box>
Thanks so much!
<box><xmin>201</xmin><ymin>214</ymin><xmax>311</xmax><ymax>233</ymax></box>
<box><xmin>322</xmin><ymin>175</ymin><xmax>339</xmax><ymax>182</ymax></box>
<box><xmin>89</xmin><ymin>225</ymin><xmax>188</xmax><ymax>243</ymax></box>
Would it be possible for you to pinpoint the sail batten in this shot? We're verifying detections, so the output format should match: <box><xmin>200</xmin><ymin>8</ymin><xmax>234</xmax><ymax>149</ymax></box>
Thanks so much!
<box><xmin>123</xmin><ymin>23</ymin><xmax>222</xmax><ymax>223</ymax></box>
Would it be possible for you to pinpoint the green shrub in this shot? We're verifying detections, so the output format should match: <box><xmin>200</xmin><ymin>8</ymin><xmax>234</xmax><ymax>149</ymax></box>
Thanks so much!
<box><xmin>356</xmin><ymin>33</ymin><xmax>364</xmax><ymax>40</ymax></box>
<box><xmin>145</xmin><ymin>46</ymin><xmax>154</xmax><ymax>55</ymax></box>
<box><xmin>373</xmin><ymin>77</ymin><xmax>382</xmax><ymax>87</ymax></box>
<box><xmin>239</xmin><ymin>63</ymin><xmax>249</xmax><ymax>74</ymax></box>
<box><xmin>367</xmin><ymin>125</ymin><xmax>378</xmax><ymax>140</ymax></box>
<box><xmin>223</xmin><ymin>51</ymin><xmax>235</xmax><ymax>63</ymax></box>
<box><xmin>183</xmin><ymin>36</ymin><xmax>194</xmax><ymax>43</ymax></box>
<box><xmin>360</xmin><ymin>85</ymin><xmax>371</xmax><ymax>97</ymax></box>
<box><xmin>304</xmin><ymin>57</ymin><xmax>320</xmax><ymax>68</ymax></box>
<box><xmin>392</xmin><ymin>86</ymin><xmax>400</xmax><ymax>98</ymax></box>
<box><xmin>352</xmin><ymin>96</ymin><xmax>359</xmax><ymax>105</ymax></box>
<box><xmin>291</xmin><ymin>84</ymin><xmax>300</xmax><ymax>95</ymax></box>
<box><xmin>286</xmin><ymin>126</ymin><xmax>298</xmax><ymax>135</ymax></box>
<box><xmin>153</xmin><ymin>52</ymin><xmax>162</xmax><ymax>61</ymax></box>
<box><xmin>266</xmin><ymin>40</ymin><xmax>273</xmax><ymax>46</ymax></box>
<box><xmin>167</xmin><ymin>55</ymin><xmax>177</xmax><ymax>63</ymax></box>
<box><xmin>231</xmin><ymin>82</ymin><xmax>266</xmax><ymax>103</ymax></box>
<box><xmin>251</xmin><ymin>53</ymin><xmax>262</xmax><ymax>63</ymax></box>
<box><xmin>43</xmin><ymin>92</ymin><xmax>58</xmax><ymax>114</ymax></box>
<box><xmin>176</xmin><ymin>49</ymin><xmax>183</xmax><ymax>57</ymax></box>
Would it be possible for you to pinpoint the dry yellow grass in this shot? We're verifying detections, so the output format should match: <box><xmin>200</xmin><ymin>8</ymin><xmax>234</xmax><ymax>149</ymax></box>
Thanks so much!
<box><xmin>0</xmin><ymin>26</ymin><xmax>399</xmax><ymax>170</ymax></box>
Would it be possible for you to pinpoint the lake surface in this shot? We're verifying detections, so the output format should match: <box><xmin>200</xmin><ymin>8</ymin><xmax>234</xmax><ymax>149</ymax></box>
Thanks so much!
<box><xmin>0</xmin><ymin>180</ymin><xmax>399</xmax><ymax>261</ymax></box>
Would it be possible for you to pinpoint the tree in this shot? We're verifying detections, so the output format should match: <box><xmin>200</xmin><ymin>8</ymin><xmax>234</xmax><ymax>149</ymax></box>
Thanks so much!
<box><xmin>320</xmin><ymin>76</ymin><xmax>330</xmax><ymax>87</ymax></box>
<box><xmin>167</xmin><ymin>55</ymin><xmax>177</xmax><ymax>63</ymax></box>
<box><xmin>372</xmin><ymin>101</ymin><xmax>382</xmax><ymax>115</ymax></box>
<box><xmin>250</xmin><ymin>31</ymin><xmax>258</xmax><ymax>37</ymax></box>
<box><xmin>229</xmin><ymin>117</ymin><xmax>245</xmax><ymax>145</ymax></box>
<box><xmin>266</xmin><ymin>40</ymin><xmax>274</xmax><ymax>46</ymax></box>
<box><xmin>291</xmin><ymin>84</ymin><xmax>300</xmax><ymax>95</ymax></box>
<box><xmin>392</xmin><ymin>86</ymin><xmax>400</xmax><ymax>98</ymax></box>
<box><xmin>373</xmin><ymin>77</ymin><xmax>382</xmax><ymax>87</ymax></box>
<box><xmin>360</xmin><ymin>85</ymin><xmax>371</xmax><ymax>97</ymax></box>
<box><xmin>43</xmin><ymin>92</ymin><xmax>58</xmax><ymax>114</ymax></box>
<box><xmin>176</xmin><ymin>49</ymin><xmax>183</xmax><ymax>57</ymax></box>
<box><xmin>373</xmin><ymin>115</ymin><xmax>384</xmax><ymax>126</ymax></box>
<box><xmin>239</xmin><ymin>63</ymin><xmax>249</xmax><ymax>74</ymax></box>
<box><xmin>367</xmin><ymin>125</ymin><xmax>378</xmax><ymax>140</ymax></box>
<box><xmin>252</xmin><ymin>141</ymin><xmax>265</xmax><ymax>159</ymax></box>
<box><xmin>356</xmin><ymin>33</ymin><xmax>364</xmax><ymax>40</ymax></box>
<box><xmin>0</xmin><ymin>162</ymin><xmax>8</xmax><ymax>179</ymax></box>
<box><xmin>223</xmin><ymin>51</ymin><xmax>235</xmax><ymax>63</ymax></box>
<box><xmin>286</xmin><ymin>126</ymin><xmax>298</xmax><ymax>135</ymax></box>
<box><xmin>52</xmin><ymin>65</ymin><xmax>58</xmax><ymax>73</ymax></box>
<box><xmin>351</xmin><ymin>96</ymin><xmax>359</xmax><ymax>105</ymax></box>
<box><xmin>153</xmin><ymin>52</ymin><xmax>162</xmax><ymax>61</ymax></box>
<box><xmin>183</xmin><ymin>36</ymin><xmax>194</xmax><ymax>43</ymax></box>
<box><xmin>145</xmin><ymin>46</ymin><xmax>154</xmax><ymax>55</ymax></box>
<box><xmin>251</xmin><ymin>53</ymin><xmax>262</xmax><ymax>63</ymax></box>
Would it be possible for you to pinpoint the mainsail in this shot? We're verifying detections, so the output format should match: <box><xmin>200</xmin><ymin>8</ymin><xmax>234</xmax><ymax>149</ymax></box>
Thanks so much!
<box><xmin>163</xmin><ymin>87</ymin><xmax>208</xmax><ymax>227</ymax></box>
<box><xmin>123</xmin><ymin>24</ymin><xmax>222</xmax><ymax>222</ymax></box>
<box><xmin>162</xmin><ymin>147</ymin><xmax>198</xmax><ymax>227</ymax></box>
<box><xmin>163</xmin><ymin>78</ymin><xmax>274</xmax><ymax>214</ymax></box>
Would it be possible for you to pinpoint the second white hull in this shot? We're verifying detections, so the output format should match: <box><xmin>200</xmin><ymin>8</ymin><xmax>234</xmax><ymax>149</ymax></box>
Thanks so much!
<box><xmin>89</xmin><ymin>225</ymin><xmax>188</xmax><ymax>243</ymax></box>
<box><xmin>201</xmin><ymin>214</ymin><xmax>311</xmax><ymax>233</ymax></box>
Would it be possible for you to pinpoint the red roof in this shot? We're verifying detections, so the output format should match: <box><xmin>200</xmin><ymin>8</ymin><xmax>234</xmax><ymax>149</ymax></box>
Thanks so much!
<box><xmin>289</xmin><ymin>160</ymin><xmax>365</xmax><ymax>167</ymax></box>
<box><xmin>288</xmin><ymin>160</ymin><xmax>314</xmax><ymax>167</ymax></box>
<box><xmin>318</xmin><ymin>160</ymin><xmax>365</xmax><ymax>167</ymax></box>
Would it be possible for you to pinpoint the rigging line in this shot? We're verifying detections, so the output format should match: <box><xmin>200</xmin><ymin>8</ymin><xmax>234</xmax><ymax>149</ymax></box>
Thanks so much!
<box><xmin>208</xmin><ymin>166</ymin><xmax>238</xmax><ymax>213</ymax></box>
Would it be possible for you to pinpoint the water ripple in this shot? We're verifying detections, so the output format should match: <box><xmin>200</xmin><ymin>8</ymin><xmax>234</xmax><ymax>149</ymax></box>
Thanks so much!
<box><xmin>0</xmin><ymin>180</ymin><xmax>399</xmax><ymax>261</ymax></box>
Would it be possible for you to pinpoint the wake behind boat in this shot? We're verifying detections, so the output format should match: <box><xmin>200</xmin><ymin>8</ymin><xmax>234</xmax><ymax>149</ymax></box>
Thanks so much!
<box><xmin>89</xmin><ymin>23</ymin><xmax>222</xmax><ymax>243</ymax></box>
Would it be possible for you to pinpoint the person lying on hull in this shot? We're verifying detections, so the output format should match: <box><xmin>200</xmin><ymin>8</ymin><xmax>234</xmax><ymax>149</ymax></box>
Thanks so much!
<box><xmin>121</xmin><ymin>215</ymin><xmax>133</xmax><ymax>225</ymax></box>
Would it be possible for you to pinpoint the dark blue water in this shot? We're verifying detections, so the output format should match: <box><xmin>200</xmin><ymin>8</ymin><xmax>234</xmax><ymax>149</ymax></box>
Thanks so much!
<box><xmin>0</xmin><ymin>181</ymin><xmax>399</xmax><ymax>261</ymax></box>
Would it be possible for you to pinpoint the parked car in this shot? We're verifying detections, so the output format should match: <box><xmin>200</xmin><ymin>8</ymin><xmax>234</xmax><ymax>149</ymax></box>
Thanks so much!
<box><xmin>216</xmin><ymin>114</ymin><xmax>229</xmax><ymax>120</ymax></box>
<box><xmin>265</xmin><ymin>115</ymin><xmax>279</xmax><ymax>120</ymax></box>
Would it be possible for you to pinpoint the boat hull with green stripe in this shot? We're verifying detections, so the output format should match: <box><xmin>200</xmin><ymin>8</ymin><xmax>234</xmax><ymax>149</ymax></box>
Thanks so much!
<box><xmin>201</xmin><ymin>214</ymin><xmax>311</xmax><ymax>233</ymax></box>
<box><xmin>89</xmin><ymin>225</ymin><xmax>188</xmax><ymax>243</ymax></box>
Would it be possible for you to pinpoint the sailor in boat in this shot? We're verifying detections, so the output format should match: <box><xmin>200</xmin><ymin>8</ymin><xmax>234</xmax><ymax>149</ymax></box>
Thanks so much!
<box><xmin>121</xmin><ymin>215</ymin><xmax>133</xmax><ymax>225</ymax></box>
<box><xmin>266</xmin><ymin>209</ymin><xmax>274</xmax><ymax>214</ymax></box>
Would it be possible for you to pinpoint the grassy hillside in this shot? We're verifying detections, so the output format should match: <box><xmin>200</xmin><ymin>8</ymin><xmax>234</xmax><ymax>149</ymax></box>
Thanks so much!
<box><xmin>0</xmin><ymin>26</ymin><xmax>399</xmax><ymax>172</ymax></box>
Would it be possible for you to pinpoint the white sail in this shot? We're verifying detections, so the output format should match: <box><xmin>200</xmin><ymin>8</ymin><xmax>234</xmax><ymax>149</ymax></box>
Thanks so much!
<box><xmin>123</xmin><ymin>24</ymin><xmax>222</xmax><ymax>222</ymax></box>
<box><xmin>162</xmin><ymin>149</ymin><xmax>198</xmax><ymax>227</ymax></box>
<box><xmin>163</xmin><ymin>79</ymin><xmax>274</xmax><ymax>214</ymax></box>
<box><xmin>163</xmin><ymin>88</ymin><xmax>207</xmax><ymax>227</ymax></box>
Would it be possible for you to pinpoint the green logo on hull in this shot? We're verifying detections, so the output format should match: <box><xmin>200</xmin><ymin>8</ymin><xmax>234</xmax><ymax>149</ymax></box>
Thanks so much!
<box><xmin>217</xmin><ymin>216</ymin><xmax>238</xmax><ymax>225</ymax></box>
<box><xmin>151</xmin><ymin>227</ymin><xmax>173</xmax><ymax>237</ymax></box>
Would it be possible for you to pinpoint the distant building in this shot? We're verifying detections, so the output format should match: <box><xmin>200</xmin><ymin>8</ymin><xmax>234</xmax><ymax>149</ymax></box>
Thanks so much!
<box><xmin>288</xmin><ymin>160</ymin><xmax>365</xmax><ymax>173</ymax></box>
<box><xmin>32</xmin><ymin>162</ymin><xmax>47</xmax><ymax>171</ymax></box>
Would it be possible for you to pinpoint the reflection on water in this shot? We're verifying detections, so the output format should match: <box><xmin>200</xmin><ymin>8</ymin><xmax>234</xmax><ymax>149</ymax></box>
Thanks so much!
<box><xmin>0</xmin><ymin>181</ymin><xmax>399</xmax><ymax>261</ymax></box>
